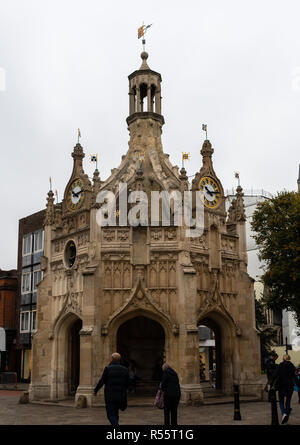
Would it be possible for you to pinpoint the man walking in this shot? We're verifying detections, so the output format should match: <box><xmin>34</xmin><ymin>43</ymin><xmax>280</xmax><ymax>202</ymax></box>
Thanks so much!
<box><xmin>265</xmin><ymin>351</ymin><xmax>278</xmax><ymax>383</ymax></box>
<box><xmin>272</xmin><ymin>354</ymin><xmax>299</xmax><ymax>424</ymax></box>
<box><xmin>265</xmin><ymin>351</ymin><xmax>278</xmax><ymax>400</ymax></box>
<box><xmin>94</xmin><ymin>352</ymin><xmax>130</xmax><ymax>426</ymax></box>
<box><xmin>160</xmin><ymin>362</ymin><xmax>181</xmax><ymax>426</ymax></box>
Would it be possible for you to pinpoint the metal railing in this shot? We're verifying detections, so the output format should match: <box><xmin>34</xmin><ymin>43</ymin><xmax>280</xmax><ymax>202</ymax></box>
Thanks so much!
<box><xmin>225</xmin><ymin>188</ymin><xmax>273</xmax><ymax>199</ymax></box>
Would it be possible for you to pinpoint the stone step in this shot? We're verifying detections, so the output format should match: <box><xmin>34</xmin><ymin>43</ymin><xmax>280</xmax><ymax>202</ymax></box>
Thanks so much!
<box><xmin>203</xmin><ymin>396</ymin><xmax>260</xmax><ymax>405</ymax></box>
<box><xmin>30</xmin><ymin>394</ymin><xmax>261</xmax><ymax>408</ymax></box>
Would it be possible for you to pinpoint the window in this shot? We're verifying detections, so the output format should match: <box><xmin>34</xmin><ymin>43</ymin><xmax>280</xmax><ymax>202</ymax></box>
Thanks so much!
<box><xmin>21</xmin><ymin>272</ymin><xmax>31</xmax><ymax>294</ymax></box>
<box><xmin>31</xmin><ymin>311</ymin><xmax>36</xmax><ymax>331</ymax></box>
<box><xmin>34</xmin><ymin>230</ymin><xmax>44</xmax><ymax>253</ymax></box>
<box><xmin>22</xmin><ymin>234</ymin><xmax>32</xmax><ymax>256</ymax></box>
<box><xmin>20</xmin><ymin>312</ymin><xmax>31</xmax><ymax>332</ymax></box>
<box><xmin>33</xmin><ymin>270</ymin><xmax>43</xmax><ymax>291</ymax></box>
<box><xmin>64</xmin><ymin>240</ymin><xmax>77</xmax><ymax>268</ymax></box>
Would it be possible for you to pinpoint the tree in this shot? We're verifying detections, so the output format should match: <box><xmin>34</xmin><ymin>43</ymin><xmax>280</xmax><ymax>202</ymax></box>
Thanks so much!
<box><xmin>255</xmin><ymin>299</ymin><xmax>278</xmax><ymax>369</ymax></box>
<box><xmin>251</xmin><ymin>191</ymin><xmax>300</xmax><ymax>325</ymax></box>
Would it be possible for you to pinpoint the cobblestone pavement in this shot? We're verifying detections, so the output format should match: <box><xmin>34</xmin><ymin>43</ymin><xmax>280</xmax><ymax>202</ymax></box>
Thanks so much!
<box><xmin>0</xmin><ymin>391</ymin><xmax>299</xmax><ymax>425</ymax></box>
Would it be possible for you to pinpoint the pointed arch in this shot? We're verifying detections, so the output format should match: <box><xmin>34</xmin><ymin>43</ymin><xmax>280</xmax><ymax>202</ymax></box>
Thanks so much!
<box><xmin>50</xmin><ymin>311</ymin><xmax>82</xmax><ymax>400</ymax></box>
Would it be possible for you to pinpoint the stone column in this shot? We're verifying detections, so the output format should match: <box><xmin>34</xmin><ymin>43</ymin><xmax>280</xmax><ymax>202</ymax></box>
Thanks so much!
<box><xmin>75</xmin><ymin>326</ymin><xmax>95</xmax><ymax>407</ymax></box>
<box><xmin>236</xmin><ymin>222</ymin><xmax>248</xmax><ymax>271</ymax></box>
<box><xmin>136</xmin><ymin>86</ymin><xmax>141</xmax><ymax>112</ymax></box>
<box><xmin>129</xmin><ymin>91</ymin><xmax>135</xmax><ymax>114</ymax></box>
<box><xmin>155</xmin><ymin>90</ymin><xmax>161</xmax><ymax>114</ymax></box>
<box><xmin>177</xmin><ymin>248</ymin><xmax>203</xmax><ymax>405</ymax></box>
<box><xmin>147</xmin><ymin>85</ymin><xmax>151</xmax><ymax>112</ymax></box>
<box><xmin>75</xmin><ymin>265</ymin><xmax>98</xmax><ymax>407</ymax></box>
<box><xmin>29</xmin><ymin>224</ymin><xmax>53</xmax><ymax>402</ymax></box>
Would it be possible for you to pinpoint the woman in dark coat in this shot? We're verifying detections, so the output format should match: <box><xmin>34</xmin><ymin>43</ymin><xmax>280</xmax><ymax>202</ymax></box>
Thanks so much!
<box><xmin>160</xmin><ymin>363</ymin><xmax>181</xmax><ymax>426</ymax></box>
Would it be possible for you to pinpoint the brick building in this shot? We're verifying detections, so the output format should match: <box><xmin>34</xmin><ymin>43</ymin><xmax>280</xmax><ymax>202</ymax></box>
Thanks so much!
<box><xmin>0</xmin><ymin>269</ymin><xmax>18</xmax><ymax>374</ymax></box>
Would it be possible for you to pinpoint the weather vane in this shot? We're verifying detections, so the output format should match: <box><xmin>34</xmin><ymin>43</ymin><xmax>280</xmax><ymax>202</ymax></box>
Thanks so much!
<box><xmin>138</xmin><ymin>22</ymin><xmax>153</xmax><ymax>51</ymax></box>
<box><xmin>77</xmin><ymin>128</ymin><xmax>81</xmax><ymax>144</ymax></box>
<box><xmin>202</xmin><ymin>124</ymin><xmax>208</xmax><ymax>140</ymax></box>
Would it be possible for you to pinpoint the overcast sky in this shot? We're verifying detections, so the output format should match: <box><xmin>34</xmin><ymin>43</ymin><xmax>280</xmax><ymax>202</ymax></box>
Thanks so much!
<box><xmin>0</xmin><ymin>0</ymin><xmax>299</xmax><ymax>269</ymax></box>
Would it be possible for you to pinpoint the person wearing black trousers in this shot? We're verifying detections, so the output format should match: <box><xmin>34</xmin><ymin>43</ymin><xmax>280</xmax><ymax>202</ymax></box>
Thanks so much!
<box><xmin>160</xmin><ymin>363</ymin><xmax>181</xmax><ymax>426</ymax></box>
<box><xmin>94</xmin><ymin>352</ymin><xmax>130</xmax><ymax>426</ymax></box>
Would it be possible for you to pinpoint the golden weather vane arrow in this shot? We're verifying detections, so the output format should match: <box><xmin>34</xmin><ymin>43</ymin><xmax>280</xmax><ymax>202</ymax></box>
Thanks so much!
<box><xmin>138</xmin><ymin>22</ymin><xmax>153</xmax><ymax>51</ymax></box>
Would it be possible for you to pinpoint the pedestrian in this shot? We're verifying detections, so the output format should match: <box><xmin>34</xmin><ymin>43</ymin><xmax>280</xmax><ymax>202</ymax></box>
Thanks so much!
<box><xmin>264</xmin><ymin>351</ymin><xmax>278</xmax><ymax>400</ymax></box>
<box><xmin>265</xmin><ymin>352</ymin><xmax>278</xmax><ymax>383</ymax></box>
<box><xmin>160</xmin><ymin>362</ymin><xmax>181</xmax><ymax>426</ymax></box>
<box><xmin>294</xmin><ymin>366</ymin><xmax>300</xmax><ymax>404</ymax></box>
<box><xmin>272</xmin><ymin>354</ymin><xmax>299</xmax><ymax>424</ymax></box>
<box><xmin>93</xmin><ymin>352</ymin><xmax>130</xmax><ymax>426</ymax></box>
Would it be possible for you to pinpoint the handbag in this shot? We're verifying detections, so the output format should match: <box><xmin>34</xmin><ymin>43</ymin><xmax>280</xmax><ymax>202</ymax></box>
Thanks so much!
<box><xmin>154</xmin><ymin>389</ymin><xmax>164</xmax><ymax>409</ymax></box>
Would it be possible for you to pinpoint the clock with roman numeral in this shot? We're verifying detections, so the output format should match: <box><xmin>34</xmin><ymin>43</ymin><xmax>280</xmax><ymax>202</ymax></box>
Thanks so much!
<box><xmin>198</xmin><ymin>176</ymin><xmax>221</xmax><ymax>209</ymax></box>
<box><xmin>66</xmin><ymin>179</ymin><xmax>85</xmax><ymax>211</ymax></box>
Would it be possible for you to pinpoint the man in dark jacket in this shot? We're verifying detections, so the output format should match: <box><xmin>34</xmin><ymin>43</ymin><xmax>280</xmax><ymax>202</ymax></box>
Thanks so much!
<box><xmin>272</xmin><ymin>354</ymin><xmax>299</xmax><ymax>424</ymax></box>
<box><xmin>265</xmin><ymin>352</ymin><xmax>278</xmax><ymax>400</ymax></box>
<box><xmin>94</xmin><ymin>352</ymin><xmax>130</xmax><ymax>426</ymax></box>
<box><xmin>160</xmin><ymin>363</ymin><xmax>181</xmax><ymax>426</ymax></box>
<box><xmin>265</xmin><ymin>352</ymin><xmax>278</xmax><ymax>382</ymax></box>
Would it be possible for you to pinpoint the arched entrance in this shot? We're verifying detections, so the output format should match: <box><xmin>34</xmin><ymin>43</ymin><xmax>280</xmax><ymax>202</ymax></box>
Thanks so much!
<box><xmin>117</xmin><ymin>316</ymin><xmax>165</xmax><ymax>386</ymax></box>
<box><xmin>51</xmin><ymin>313</ymin><xmax>82</xmax><ymax>400</ymax></box>
<box><xmin>197</xmin><ymin>311</ymin><xmax>237</xmax><ymax>396</ymax></box>
<box><xmin>198</xmin><ymin>318</ymin><xmax>222</xmax><ymax>391</ymax></box>
<box><xmin>68</xmin><ymin>318</ymin><xmax>82</xmax><ymax>395</ymax></box>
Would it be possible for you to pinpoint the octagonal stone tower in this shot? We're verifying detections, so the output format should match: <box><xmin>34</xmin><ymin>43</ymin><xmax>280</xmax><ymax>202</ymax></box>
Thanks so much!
<box><xmin>29</xmin><ymin>51</ymin><xmax>262</xmax><ymax>407</ymax></box>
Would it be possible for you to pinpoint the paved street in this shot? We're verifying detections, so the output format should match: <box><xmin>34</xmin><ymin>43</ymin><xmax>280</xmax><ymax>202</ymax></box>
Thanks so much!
<box><xmin>0</xmin><ymin>390</ymin><xmax>299</xmax><ymax>425</ymax></box>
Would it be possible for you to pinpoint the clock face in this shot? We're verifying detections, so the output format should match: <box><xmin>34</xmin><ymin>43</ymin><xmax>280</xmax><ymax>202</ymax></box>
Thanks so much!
<box><xmin>198</xmin><ymin>176</ymin><xmax>221</xmax><ymax>209</ymax></box>
<box><xmin>66</xmin><ymin>179</ymin><xmax>85</xmax><ymax>211</ymax></box>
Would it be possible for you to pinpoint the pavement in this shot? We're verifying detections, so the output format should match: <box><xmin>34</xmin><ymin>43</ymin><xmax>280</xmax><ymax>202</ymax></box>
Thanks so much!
<box><xmin>0</xmin><ymin>390</ymin><xmax>299</xmax><ymax>425</ymax></box>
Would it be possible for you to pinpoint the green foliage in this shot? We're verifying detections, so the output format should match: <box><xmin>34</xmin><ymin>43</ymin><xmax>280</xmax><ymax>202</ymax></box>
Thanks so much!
<box><xmin>251</xmin><ymin>191</ymin><xmax>300</xmax><ymax>325</ymax></box>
